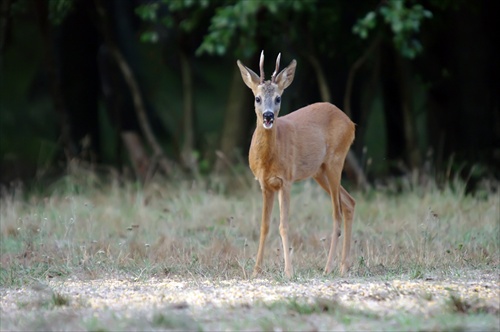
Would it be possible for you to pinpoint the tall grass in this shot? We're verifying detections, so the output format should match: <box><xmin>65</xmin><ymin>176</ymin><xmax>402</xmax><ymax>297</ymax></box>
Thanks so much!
<box><xmin>1</xmin><ymin>168</ymin><xmax>498</xmax><ymax>286</ymax></box>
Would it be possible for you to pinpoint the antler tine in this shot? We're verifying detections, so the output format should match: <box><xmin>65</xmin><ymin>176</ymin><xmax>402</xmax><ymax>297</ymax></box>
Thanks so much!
<box><xmin>271</xmin><ymin>53</ymin><xmax>281</xmax><ymax>83</ymax></box>
<box><xmin>259</xmin><ymin>50</ymin><xmax>265</xmax><ymax>84</ymax></box>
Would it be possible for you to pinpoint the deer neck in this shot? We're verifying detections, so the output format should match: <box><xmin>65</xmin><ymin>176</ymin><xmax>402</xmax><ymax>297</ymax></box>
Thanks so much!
<box><xmin>251</xmin><ymin>120</ymin><xmax>279</xmax><ymax>164</ymax></box>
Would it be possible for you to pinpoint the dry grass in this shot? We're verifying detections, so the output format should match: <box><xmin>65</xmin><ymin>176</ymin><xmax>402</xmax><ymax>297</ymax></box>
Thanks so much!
<box><xmin>1</xmin><ymin>170</ymin><xmax>498</xmax><ymax>283</ymax></box>
<box><xmin>0</xmin><ymin>169</ymin><xmax>499</xmax><ymax>330</ymax></box>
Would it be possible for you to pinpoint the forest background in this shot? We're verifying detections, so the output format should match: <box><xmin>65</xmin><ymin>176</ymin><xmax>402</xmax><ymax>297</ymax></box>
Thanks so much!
<box><xmin>0</xmin><ymin>0</ymin><xmax>498</xmax><ymax>189</ymax></box>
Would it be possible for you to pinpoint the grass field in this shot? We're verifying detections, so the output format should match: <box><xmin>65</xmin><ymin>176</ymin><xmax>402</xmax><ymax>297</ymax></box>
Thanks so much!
<box><xmin>1</xmin><ymin>168</ymin><xmax>499</xmax><ymax>330</ymax></box>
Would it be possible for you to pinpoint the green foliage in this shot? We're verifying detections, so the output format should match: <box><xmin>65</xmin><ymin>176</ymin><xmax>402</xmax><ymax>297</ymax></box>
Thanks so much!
<box><xmin>139</xmin><ymin>30</ymin><xmax>159</xmax><ymax>43</ymax></box>
<box><xmin>135</xmin><ymin>0</ymin><xmax>211</xmax><ymax>43</ymax></box>
<box><xmin>135</xmin><ymin>0</ymin><xmax>317</xmax><ymax>57</ymax></box>
<box><xmin>353</xmin><ymin>11</ymin><xmax>377</xmax><ymax>39</ymax></box>
<box><xmin>197</xmin><ymin>0</ymin><xmax>260</xmax><ymax>56</ymax></box>
<box><xmin>135</xmin><ymin>2</ymin><xmax>161</xmax><ymax>22</ymax></box>
<box><xmin>48</xmin><ymin>0</ymin><xmax>75</xmax><ymax>25</ymax></box>
<box><xmin>197</xmin><ymin>0</ymin><xmax>316</xmax><ymax>57</ymax></box>
<box><xmin>353</xmin><ymin>0</ymin><xmax>432</xmax><ymax>58</ymax></box>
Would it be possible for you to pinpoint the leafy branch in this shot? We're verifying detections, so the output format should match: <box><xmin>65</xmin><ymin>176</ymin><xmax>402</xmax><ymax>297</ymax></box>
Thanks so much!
<box><xmin>353</xmin><ymin>0</ymin><xmax>432</xmax><ymax>59</ymax></box>
<box><xmin>135</xmin><ymin>0</ymin><xmax>316</xmax><ymax>58</ymax></box>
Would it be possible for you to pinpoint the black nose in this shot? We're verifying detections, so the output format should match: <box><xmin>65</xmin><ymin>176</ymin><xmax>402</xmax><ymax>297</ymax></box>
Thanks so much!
<box><xmin>263</xmin><ymin>112</ymin><xmax>274</xmax><ymax>121</ymax></box>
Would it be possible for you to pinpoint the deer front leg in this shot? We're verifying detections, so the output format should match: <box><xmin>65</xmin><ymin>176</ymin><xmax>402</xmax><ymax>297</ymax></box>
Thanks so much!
<box><xmin>278</xmin><ymin>184</ymin><xmax>293</xmax><ymax>278</ymax></box>
<box><xmin>253</xmin><ymin>188</ymin><xmax>275</xmax><ymax>278</ymax></box>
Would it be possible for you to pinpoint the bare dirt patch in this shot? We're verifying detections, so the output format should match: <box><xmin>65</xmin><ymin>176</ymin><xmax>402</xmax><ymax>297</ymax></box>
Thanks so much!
<box><xmin>1</xmin><ymin>271</ymin><xmax>498</xmax><ymax>331</ymax></box>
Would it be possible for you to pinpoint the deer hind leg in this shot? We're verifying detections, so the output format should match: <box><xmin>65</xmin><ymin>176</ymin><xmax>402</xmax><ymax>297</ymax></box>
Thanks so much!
<box><xmin>314</xmin><ymin>168</ymin><xmax>341</xmax><ymax>275</ymax></box>
<box><xmin>314</xmin><ymin>170</ymin><xmax>342</xmax><ymax>274</ymax></box>
<box><xmin>278</xmin><ymin>184</ymin><xmax>293</xmax><ymax>278</ymax></box>
<box><xmin>339</xmin><ymin>186</ymin><xmax>355</xmax><ymax>276</ymax></box>
<box><xmin>253</xmin><ymin>188</ymin><xmax>275</xmax><ymax>278</ymax></box>
<box><xmin>315</xmin><ymin>171</ymin><xmax>354</xmax><ymax>275</ymax></box>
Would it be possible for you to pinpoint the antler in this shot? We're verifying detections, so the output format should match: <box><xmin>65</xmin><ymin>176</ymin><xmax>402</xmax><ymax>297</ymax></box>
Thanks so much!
<box><xmin>271</xmin><ymin>53</ymin><xmax>281</xmax><ymax>83</ymax></box>
<box><xmin>259</xmin><ymin>51</ymin><xmax>265</xmax><ymax>84</ymax></box>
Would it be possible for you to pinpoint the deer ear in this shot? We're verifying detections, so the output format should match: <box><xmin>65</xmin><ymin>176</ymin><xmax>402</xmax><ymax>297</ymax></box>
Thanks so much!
<box><xmin>275</xmin><ymin>59</ymin><xmax>297</xmax><ymax>91</ymax></box>
<box><xmin>237</xmin><ymin>60</ymin><xmax>260</xmax><ymax>91</ymax></box>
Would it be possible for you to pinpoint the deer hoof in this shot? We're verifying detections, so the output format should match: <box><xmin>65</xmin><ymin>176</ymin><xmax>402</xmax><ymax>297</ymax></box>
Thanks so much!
<box><xmin>252</xmin><ymin>267</ymin><xmax>262</xmax><ymax>278</ymax></box>
<box><xmin>284</xmin><ymin>270</ymin><xmax>293</xmax><ymax>279</ymax></box>
<box><xmin>340</xmin><ymin>264</ymin><xmax>350</xmax><ymax>276</ymax></box>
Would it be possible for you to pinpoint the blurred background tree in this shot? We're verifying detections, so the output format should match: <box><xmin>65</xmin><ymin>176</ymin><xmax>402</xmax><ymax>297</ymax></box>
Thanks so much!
<box><xmin>0</xmin><ymin>0</ymin><xmax>498</xmax><ymax>190</ymax></box>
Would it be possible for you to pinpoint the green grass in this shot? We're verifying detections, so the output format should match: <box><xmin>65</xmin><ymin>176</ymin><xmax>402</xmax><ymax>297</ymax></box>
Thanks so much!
<box><xmin>0</xmin><ymin>168</ymin><xmax>498</xmax><ymax>330</ymax></box>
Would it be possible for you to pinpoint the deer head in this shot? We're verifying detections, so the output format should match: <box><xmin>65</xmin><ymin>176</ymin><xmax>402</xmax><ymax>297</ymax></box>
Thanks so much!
<box><xmin>237</xmin><ymin>51</ymin><xmax>297</xmax><ymax>129</ymax></box>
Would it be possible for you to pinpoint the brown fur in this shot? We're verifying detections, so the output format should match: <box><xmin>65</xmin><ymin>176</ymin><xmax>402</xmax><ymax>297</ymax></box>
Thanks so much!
<box><xmin>237</xmin><ymin>53</ymin><xmax>356</xmax><ymax>278</ymax></box>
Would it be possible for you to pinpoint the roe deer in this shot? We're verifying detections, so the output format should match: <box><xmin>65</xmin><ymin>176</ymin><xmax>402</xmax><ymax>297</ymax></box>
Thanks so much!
<box><xmin>237</xmin><ymin>51</ymin><xmax>356</xmax><ymax>278</ymax></box>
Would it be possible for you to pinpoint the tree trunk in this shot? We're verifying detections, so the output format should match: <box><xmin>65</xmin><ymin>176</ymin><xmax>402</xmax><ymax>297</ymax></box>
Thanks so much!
<box><xmin>0</xmin><ymin>0</ymin><xmax>12</xmax><ymax>67</ymax></box>
<box><xmin>94</xmin><ymin>0</ymin><xmax>175</xmax><ymax>176</ymax></box>
<box><xmin>343</xmin><ymin>34</ymin><xmax>381</xmax><ymax>119</ymax></box>
<box><xmin>351</xmin><ymin>37</ymin><xmax>382</xmax><ymax>174</ymax></box>
<box><xmin>305</xmin><ymin>53</ymin><xmax>331</xmax><ymax>105</ymax></box>
<box><xmin>179</xmin><ymin>50</ymin><xmax>197</xmax><ymax>173</ymax></box>
<box><xmin>121</xmin><ymin>131</ymin><xmax>150</xmax><ymax>182</ymax></box>
<box><xmin>380</xmin><ymin>42</ymin><xmax>406</xmax><ymax>174</ymax></box>
<box><xmin>215</xmin><ymin>66</ymin><xmax>251</xmax><ymax>173</ymax></box>
<box><xmin>397</xmin><ymin>55</ymin><xmax>421</xmax><ymax>169</ymax></box>
<box><xmin>34</xmin><ymin>0</ymin><xmax>77</xmax><ymax>159</ymax></box>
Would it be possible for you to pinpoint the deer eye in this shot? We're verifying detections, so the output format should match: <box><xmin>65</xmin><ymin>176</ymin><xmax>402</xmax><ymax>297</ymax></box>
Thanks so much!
<box><xmin>275</xmin><ymin>96</ymin><xmax>281</xmax><ymax>104</ymax></box>
<box><xmin>255</xmin><ymin>96</ymin><xmax>261</xmax><ymax>103</ymax></box>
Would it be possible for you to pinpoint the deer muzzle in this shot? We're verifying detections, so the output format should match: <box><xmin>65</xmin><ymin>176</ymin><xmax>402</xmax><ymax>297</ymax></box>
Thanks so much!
<box><xmin>262</xmin><ymin>111</ymin><xmax>275</xmax><ymax>129</ymax></box>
